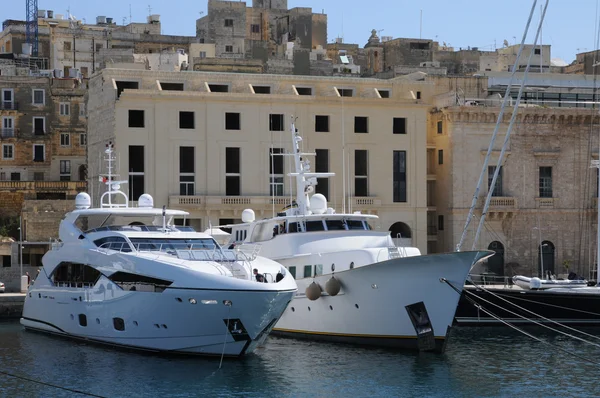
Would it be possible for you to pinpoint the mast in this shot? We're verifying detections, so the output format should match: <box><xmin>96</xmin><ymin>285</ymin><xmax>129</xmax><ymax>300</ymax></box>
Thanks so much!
<box><xmin>288</xmin><ymin>118</ymin><xmax>335</xmax><ymax>216</ymax></box>
<box><xmin>99</xmin><ymin>141</ymin><xmax>129</xmax><ymax>208</ymax></box>
<box><xmin>593</xmin><ymin>159</ymin><xmax>600</xmax><ymax>285</ymax></box>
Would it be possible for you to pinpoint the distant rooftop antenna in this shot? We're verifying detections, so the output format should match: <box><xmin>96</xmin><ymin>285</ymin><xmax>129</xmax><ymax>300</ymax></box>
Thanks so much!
<box><xmin>129</xmin><ymin>4</ymin><xmax>132</xmax><ymax>24</ymax></box>
<box><xmin>148</xmin><ymin>5</ymin><xmax>152</xmax><ymax>16</ymax></box>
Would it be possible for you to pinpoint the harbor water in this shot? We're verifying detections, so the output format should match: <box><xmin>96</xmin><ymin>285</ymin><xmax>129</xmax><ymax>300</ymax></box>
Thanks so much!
<box><xmin>0</xmin><ymin>320</ymin><xmax>597</xmax><ymax>397</ymax></box>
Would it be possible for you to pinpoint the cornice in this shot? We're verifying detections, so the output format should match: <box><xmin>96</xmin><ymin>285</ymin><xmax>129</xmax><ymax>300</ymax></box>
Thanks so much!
<box><xmin>443</xmin><ymin>108</ymin><xmax>600</xmax><ymax>126</ymax></box>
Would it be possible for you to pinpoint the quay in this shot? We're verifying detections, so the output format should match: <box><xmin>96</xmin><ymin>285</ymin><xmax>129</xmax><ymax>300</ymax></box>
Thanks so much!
<box><xmin>0</xmin><ymin>294</ymin><xmax>25</xmax><ymax>319</ymax></box>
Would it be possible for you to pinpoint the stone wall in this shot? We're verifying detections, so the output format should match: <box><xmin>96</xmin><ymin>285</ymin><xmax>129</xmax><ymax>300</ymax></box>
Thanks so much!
<box><xmin>0</xmin><ymin>192</ymin><xmax>24</xmax><ymax>218</ymax></box>
<box><xmin>22</xmin><ymin>200</ymin><xmax>75</xmax><ymax>242</ymax></box>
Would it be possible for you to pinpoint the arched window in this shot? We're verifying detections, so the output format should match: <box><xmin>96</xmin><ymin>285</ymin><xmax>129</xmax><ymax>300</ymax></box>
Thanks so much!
<box><xmin>78</xmin><ymin>164</ymin><xmax>87</xmax><ymax>181</ymax></box>
<box><xmin>389</xmin><ymin>222</ymin><xmax>412</xmax><ymax>239</ymax></box>
<box><xmin>538</xmin><ymin>240</ymin><xmax>556</xmax><ymax>278</ymax></box>
<box><xmin>487</xmin><ymin>241</ymin><xmax>505</xmax><ymax>276</ymax></box>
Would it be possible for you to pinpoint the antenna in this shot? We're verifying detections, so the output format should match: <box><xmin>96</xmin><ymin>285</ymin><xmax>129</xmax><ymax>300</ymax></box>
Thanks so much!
<box><xmin>129</xmin><ymin>4</ymin><xmax>132</xmax><ymax>24</ymax></box>
<box><xmin>148</xmin><ymin>5</ymin><xmax>152</xmax><ymax>16</ymax></box>
<box><xmin>420</xmin><ymin>10</ymin><xmax>423</xmax><ymax>39</ymax></box>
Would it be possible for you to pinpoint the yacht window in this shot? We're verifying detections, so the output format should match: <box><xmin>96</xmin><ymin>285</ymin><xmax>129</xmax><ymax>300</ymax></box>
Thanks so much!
<box><xmin>52</xmin><ymin>262</ymin><xmax>101</xmax><ymax>288</ymax></box>
<box><xmin>315</xmin><ymin>264</ymin><xmax>323</xmax><ymax>276</ymax></box>
<box><xmin>305</xmin><ymin>221</ymin><xmax>325</xmax><ymax>232</ymax></box>
<box><xmin>288</xmin><ymin>266</ymin><xmax>296</xmax><ymax>278</ymax></box>
<box><xmin>346</xmin><ymin>220</ymin><xmax>366</xmax><ymax>230</ymax></box>
<box><xmin>113</xmin><ymin>318</ymin><xmax>125</xmax><ymax>331</ymax></box>
<box><xmin>365</xmin><ymin>222</ymin><xmax>373</xmax><ymax>230</ymax></box>
<box><xmin>129</xmin><ymin>238</ymin><xmax>218</xmax><ymax>252</ymax></box>
<box><xmin>94</xmin><ymin>236</ymin><xmax>132</xmax><ymax>252</ymax></box>
<box><xmin>288</xmin><ymin>222</ymin><xmax>300</xmax><ymax>233</ymax></box>
<box><xmin>303</xmin><ymin>265</ymin><xmax>312</xmax><ymax>278</ymax></box>
<box><xmin>79</xmin><ymin>314</ymin><xmax>87</xmax><ymax>327</ymax></box>
<box><xmin>326</xmin><ymin>220</ymin><xmax>347</xmax><ymax>231</ymax></box>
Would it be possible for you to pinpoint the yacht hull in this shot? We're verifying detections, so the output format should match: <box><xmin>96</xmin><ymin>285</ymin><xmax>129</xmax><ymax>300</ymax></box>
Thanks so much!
<box><xmin>21</xmin><ymin>287</ymin><xmax>295</xmax><ymax>357</ymax></box>
<box><xmin>272</xmin><ymin>251</ymin><xmax>490</xmax><ymax>353</ymax></box>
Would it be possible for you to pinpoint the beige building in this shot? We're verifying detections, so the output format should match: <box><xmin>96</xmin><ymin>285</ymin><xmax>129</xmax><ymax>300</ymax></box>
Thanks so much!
<box><xmin>87</xmin><ymin>69</ymin><xmax>437</xmax><ymax>253</ymax></box>
<box><xmin>428</xmin><ymin>73</ymin><xmax>599</xmax><ymax>279</ymax></box>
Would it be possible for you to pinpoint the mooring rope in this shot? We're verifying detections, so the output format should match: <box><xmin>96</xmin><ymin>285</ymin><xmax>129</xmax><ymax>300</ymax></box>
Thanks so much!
<box><xmin>0</xmin><ymin>369</ymin><xmax>106</xmax><ymax>397</ymax></box>
<box><xmin>466</xmin><ymin>280</ymin><xmax>600</xmax><ymax>343</ymax></box>
<box><xmin>442</xmin><ymin>279</ymin><xmax>600</xmax><ymax>367</ymax></box>
<box><xmin>219</xmin><ymin>302</ymin><xmax>233</xmax><ymax>369</ymax></box>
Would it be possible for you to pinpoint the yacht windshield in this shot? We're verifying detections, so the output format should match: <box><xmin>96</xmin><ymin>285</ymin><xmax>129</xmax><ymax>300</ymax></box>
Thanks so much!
<box><xmin>129</xmin><ymin>238</ymin><xmax>218</xmax><ymax>253</ymax></box>
<box><xmin>77</xmin><ymin>214</ymin><xmax>176</xmax><ymax>233</ymax></box>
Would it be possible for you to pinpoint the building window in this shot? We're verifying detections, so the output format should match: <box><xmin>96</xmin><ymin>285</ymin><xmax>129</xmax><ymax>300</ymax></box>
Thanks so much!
<box><xmin>377</xmin><ymin>89</ymin><xmax>390</xmax><ymax>98</ymax></box>
<box><xmin>60</xmin><ymin>160</ymin><xmax>71</xmax><ymax>181</ymax></box>
<box><xmin>79</xmin><ymin>133</ymin><xmax>87</xmax><ymax>146</ymax></box>
<box><xmin>179</xmin><ymin>111</ymin><xmax>195</xmax><ymax>129</ymax></box>
<box><xmin>269</xmin><ymin>114</ymin><xmax>284</xmax><ymax>131</ymax></box>
<box><xmin>59</xmin><ymin>102</ymin><xmax>70</xmax><ymax>116</ymax></box>
<box><xmin>315</xmin><ymin>115</ymin><xmax>329</xmax><ymax>132</ymax></box>
<box><xmin>33</xmin><ymin>117</ymin><xmax>45</xmax><ymax>135</ymax></box>
<box><xmin>180</xmin><ymin>146</ymin><xmax>195</xmax><ymax>196</ymax></box>
<box><xmin>33</xmin><ymin>144</ymin><xmax>45</xmax><ymax>162</ymax></box>
<box><xmin>208</xmin><ymin>84</ymin><xmax>229</xmax><ymax>93</ymax></box>
<box><xmin>488</xmin><ymin>166</ymin><xmax>503</xmax><ymax>197</ymax></box>
<box><xmin>10</xmin><ymin>172</ymin><xmax>20</xmax><ymax>181</ymax></box>
<box><xmin>2</xmin><ymin>144</ymin><xmax>14</xmax><ymax>160</ymax></box>
<box><xmin>252</xmin><ymin>85</ymin><xmax>271</xmax><ymax>94</ymax></box>
<box><xmin>160</xmin><ymin>82</ymin><xmax>184</xmax><ymax>91</ymax></box>
<box><xmin>224</xmin><ymin>19</ymin><xmax>234</xmax><ymax>27</ymax></box>
<box><xmin>315</xmin><ymin>149</ymin><xmax>329</xmax><ymax>198</ymax></box>
<box><xmin>438</xmin><ymin>149</ymin><xmax>443</xmax><ymax>165</ymax></box>
<box><xmin>199</xmin><ymin>51</ymin><xmax>207</xmax><ymax>59</ymax></box>
<box><xmin>393</xmin><ymin>118</ymin><xmax>407</xmax><ymax>134</ymax></box>
<box><xmin>60</xmin><ymin>133</ymin><xmax>71</xmax><ymax>147</ymax></box>
<box><xmin>32</xmin><ymin>89</ymin><xmax>44</xmax><ymax>105</ymax></box>
<box><xmin>33</xmin><ymin>172</ymin><xmax>44</xmax><ymax>181</ymax></box>
<box><xmin>296</xmin><ymin>87</ymin><xmax>312</xmax><ymax>95</ymax></box>
<box><xmin>337</xmin><ymin>88</ymin><xmax>353</xmax><ymax>97</ymax></box>
<box><xmin>438</xmin><ymin>215</ymin><xmax>444</xmax><ymax>231</ymax></box>
<box><xmin>226</xmin><ymin>147</ymin><xmax>241</xmax><ymax>196</ymax></box>
<box><xmin>95</xmin><ymin>43</ymin><xmax>103</xmax><ymax>53</ymax></box>
<box><xmin>129</xmin><ymin>146</ymin><xmax>145</xmax><ymax>201</ymax></box>
<box><xmin>539</xmin><ymin>166</ymin><xmax>552</xmax><ymax>198</ymax></box>
<box><xmin>80</xmin><ymin>67</ymin><xmax>88</xmax><ymax>78</ymax></box>
<box><xmin>534</xmin><ymin>48</ymin><xmax>541</xmax><ymax>55</ymax></box>
<box><xmin>225</xmin><ymin>112</ymin><xmax>240</xmax><ymax>130</ymax></box>
<box><xmin>270</xmin><ymin>148</ymin><xmax>284</xmax><ymax>196</ymax></box>
<box><xmin>2</xmin><ymin>89</ymin><xmax>14</xmax><ymax>109</ymax></box>
<box><xmin>225</xmin><ymin>45</ymin><xmax>233</xmax><ymax>53</ymax></box>
<box><xmin>416</xmin><ymin>91</ymin><xmax>422</xmax><ymax>100</ymax></box>
<box><xmin>354</xmin><ymin>116</ymin><xmax>368</xmax><ymax>133</ymax></box>
<box><xmin>251</xmin><ymin>24</ymin><xmax>260</xmax><ymax>33</ymax></box>
<box><xmin>355</xmin><ymin>150</ymin><xmax>368</xmax><ymax>197</ymax></box>
<box><xmin>1</xmin><ymin>116</ymin><xmax>14</xmax><ymax>137</ymax></box>
<box><xmin>115</xmin><ymin>81</ymin><xmax>139</xmax><ymax>98</ymax></box>
<box><xmin>79</xmin><ymin>103</ymin><xmax>86</xmax><ymax>117</ymax></box>
<box><xmin>393</xmin><ymin>150</ymin><xmax>407</xmax><ymax>202</ymax></box>
<box><xmin>437</xmin><ymin>120</ymin><xmax>443</xmax><ymax>134</ymax></box>
<box><xmin>128</xmin><ymin>110</ymin><xmax>145</xmax><ymax>128</ymax></box>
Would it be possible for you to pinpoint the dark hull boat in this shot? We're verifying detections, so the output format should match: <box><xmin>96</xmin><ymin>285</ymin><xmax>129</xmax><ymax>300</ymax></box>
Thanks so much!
<box><xmin>455</xmin><ymin>285</ymin><xmax>600</xmax><ymax>326</ymax></box>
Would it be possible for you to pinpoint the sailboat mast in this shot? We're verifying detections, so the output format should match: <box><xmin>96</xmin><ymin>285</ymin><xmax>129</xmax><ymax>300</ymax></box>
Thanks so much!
<box><xmin>594</xmin><ymin>159</ymin><xmax>600</xmax><ymax>285</ymax></box>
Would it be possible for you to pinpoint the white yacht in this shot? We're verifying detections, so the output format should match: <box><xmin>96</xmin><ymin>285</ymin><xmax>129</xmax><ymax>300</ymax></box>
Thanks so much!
<box><xmin>225</xmin><ymin>120</ymin><xmax>492</xmax><ymax>352</ymax></box>
<box><xmin>20</xmin><ymin>143</ymin><xmax>297</xmax><ymax>357</ymax></box>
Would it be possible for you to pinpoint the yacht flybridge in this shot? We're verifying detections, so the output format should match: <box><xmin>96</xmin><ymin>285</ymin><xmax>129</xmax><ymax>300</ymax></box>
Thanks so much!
<box><xmin>226</xmin><ymin>119</ymin><xmax>493</xmax><ymax>352</ymax></box>
<box><xmin>20</xmin><ymin>143</ymin><xmax>297</xmax><ymax>357</ymax></box>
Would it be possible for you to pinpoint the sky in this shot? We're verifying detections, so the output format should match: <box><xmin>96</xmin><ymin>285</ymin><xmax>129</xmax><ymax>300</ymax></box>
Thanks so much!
<box><xmin>1</xmin><ymin>0</ymin><xmax>598</xmax><ymax>63</ymax></box>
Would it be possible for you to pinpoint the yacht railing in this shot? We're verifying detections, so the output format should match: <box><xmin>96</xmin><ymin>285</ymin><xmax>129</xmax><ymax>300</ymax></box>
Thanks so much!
<box><xmin>96</xmin><ymin>241</ymin><xmax>261</xmax><ymax>281</ymax></box>
<box><xmin>54</xmin><ymin>281</ymin><xmax>95</xmax><ymax>289</ymax></box>
<box><xmin>468</xmin><ymin>274</ymin><xmax>513</xmax><ymax>288</ymax></box>
<box><xmin>376</xmin><ymin>246</ymin><xmax>405</xmax><ymax>262</ymax></box>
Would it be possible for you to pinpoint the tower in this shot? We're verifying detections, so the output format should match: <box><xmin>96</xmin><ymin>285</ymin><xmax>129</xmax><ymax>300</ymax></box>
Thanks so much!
<box><xmin>25</xmin><ymin>0</ymin><xmax>39</xmax><ymax>57</ymax></box>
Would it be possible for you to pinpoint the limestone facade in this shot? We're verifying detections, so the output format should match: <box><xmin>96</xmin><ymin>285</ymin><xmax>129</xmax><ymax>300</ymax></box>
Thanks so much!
<box><xmin>430</xmin><ymin>106</ymin><xmax>600</xmax><ymax>279</ymax></box>
<box><xmin>87</xmin><ymin>68</ymin><xmax>436</xmax><ymax>254</ymax></box>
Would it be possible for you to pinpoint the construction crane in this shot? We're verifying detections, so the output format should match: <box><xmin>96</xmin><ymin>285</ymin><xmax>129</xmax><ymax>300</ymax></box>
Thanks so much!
<box><xmin>25</xmin><ymin>0</ymin><xmax>39</xmax><ymax>57</ymax></box>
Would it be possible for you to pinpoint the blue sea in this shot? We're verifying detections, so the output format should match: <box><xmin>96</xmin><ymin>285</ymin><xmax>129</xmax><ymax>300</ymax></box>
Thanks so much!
<box><xmin>0</xmin><ymin>321</ymin><xmax>597</xmax><ymax>397</ymax></box>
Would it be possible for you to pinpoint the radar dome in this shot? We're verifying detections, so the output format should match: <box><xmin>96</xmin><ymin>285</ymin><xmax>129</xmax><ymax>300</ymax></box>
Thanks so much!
<box><xmin>310</xmin><ymin>194</ymin><xmax>327</xmax><ymax>215</ymax></box>
<box><xmin>242</xmin><ymin>209</ymin><xmax>255</xmax><ymax>223</ymax></box>
<box><xmin>75</xmin><ymin>192</ymin><xmax>91</xmax><ymax>209</ymax></box>
<box><xmin>138</xmin><ymin>194</ymin><xmax>154</xmax><ymax>208</ymax></box>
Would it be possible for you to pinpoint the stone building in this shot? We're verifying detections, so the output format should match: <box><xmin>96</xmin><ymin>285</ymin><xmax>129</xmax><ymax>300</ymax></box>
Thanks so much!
<box><xmin>427</xmin><ymin>73</ymin><xmax>600</xmax><ymax>280</ymax></box>
<box><xmin>0</xmin><ymin>12</ymin><xmax>196</xmax><ymax>77</ymax></box>
<box><xmin>87</xmin><ymin>67</ymin><xmax>437</xmax><ymax>254</ymax></box>
<box><xmin>196</xmin><ymin>0</ymin><xmax>327</xmax><ymax>63</ymax></box>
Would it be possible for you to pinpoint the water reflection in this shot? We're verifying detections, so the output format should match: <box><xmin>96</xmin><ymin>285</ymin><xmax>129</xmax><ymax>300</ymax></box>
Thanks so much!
<box><xmin>0</xmin><ymin>322</ymin><xmax>598</xmax><ymax>397</ymax></box>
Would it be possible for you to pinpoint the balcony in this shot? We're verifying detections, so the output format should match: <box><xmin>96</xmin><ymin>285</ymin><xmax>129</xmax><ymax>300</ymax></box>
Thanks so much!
<box><xmin>536</xmin><ymin>197</ymin><xmax>555</xmax><ymax>208</ymax></box>
<box><xmin>169</xmin><ymin>195</ymin><xmax>382</xmax><ymax>213</ymax></box>
<box><xmin>0</xmin><ymin>128</ymin><xmax>18</xmax><ymax>138</ymax></box>
<box><xmin>0</xmin><ymin>181</ymin><xmax>87</xmax><ymax>193</ymax></box>
<box><xmin>0</xmin><ymin>101</ymin><xmax>18</xmax><ymax>111</ymax></box>
<box><xmin>479</xmin><ymin>196</ymin><xmax>517</xmax><ymax>219</ymax></box>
